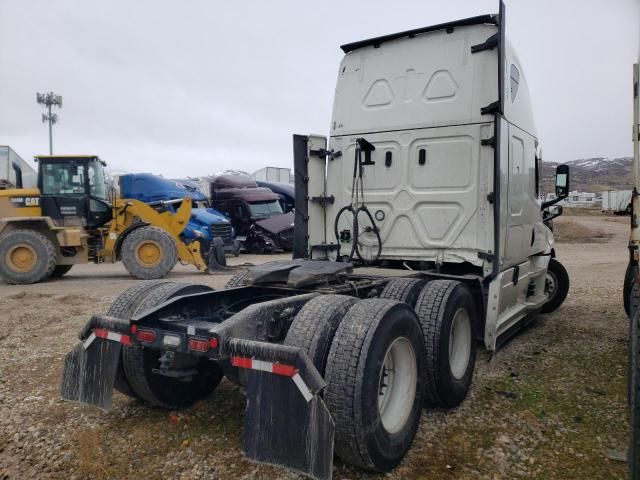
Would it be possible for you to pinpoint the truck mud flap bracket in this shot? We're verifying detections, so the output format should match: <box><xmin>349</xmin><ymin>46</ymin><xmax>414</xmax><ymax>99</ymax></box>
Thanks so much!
<box><xmin>228</xmin><ymin>338</ymin><xmax>334</xmax><ymax>480</ymax></box>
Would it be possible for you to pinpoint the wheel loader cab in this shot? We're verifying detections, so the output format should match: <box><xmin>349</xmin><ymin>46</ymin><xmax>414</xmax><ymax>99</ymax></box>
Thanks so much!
<box><xmin>36</xmin><ymin>155</ymin><xmax>112</xmax><ymax>228</ymax></box>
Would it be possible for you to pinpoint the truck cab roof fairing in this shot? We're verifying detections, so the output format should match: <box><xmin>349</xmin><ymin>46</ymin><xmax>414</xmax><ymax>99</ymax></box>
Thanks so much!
<box><xmin>340</xmin><ymin>14</ymin><xmax>499</xmax><ymax>54</ymax></box>
<box><xmin>331</xmin><ymin>23</ymin><xmax>501</xmax><ymax>137</ymax></box>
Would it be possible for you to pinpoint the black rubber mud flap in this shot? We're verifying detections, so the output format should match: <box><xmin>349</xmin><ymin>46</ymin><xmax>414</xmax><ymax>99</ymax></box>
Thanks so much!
<box><xmin>228</xmin><ymin>339</ymin><xmax>334</xmax><ymax>480</ymax></box>
<box><xmin>61</xmin><ymin>337</ymin><xmax>121</xmax><ymax>411</ymax></box>
<box><xmin>244</xmin><ymin>371</ymin><xmax>334</xmax><ymax>480</ymax></box>
<box><xmin>207</xmin><ymin>237</ymin><xmax>227</xmax><ymax>272</ymax></box>
<box><xmin>61</xmin><ymin>314</ymin><xmax>131</xmax><ymax>410</ymax></box>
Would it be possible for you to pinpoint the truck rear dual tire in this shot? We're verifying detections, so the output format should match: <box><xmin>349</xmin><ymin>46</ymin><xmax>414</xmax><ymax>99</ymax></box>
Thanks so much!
<box><xmin>225</xmin><ymin>271</ymin><xmax>249</xmax><ymax>288</ymax></box>
<box><xmin>120</xmin><ymin>282</ymin><xmax>223</xmax><ymax>409</ymax></box>
<box><xmin>379</xmin><ymin>278</ymin><xmax>428</xmax><ymax>308</ymax></box>
<box><xmin>107</xmin><ymin>281</ymin><xmax>223</xmax><ymax>409</ymax></box>
<box><xmin>0</xmin><ymin>229</ymin><xmax>56</xmax><ymax>284</ymax></box>
<box><xmin>414</xmin><ymin>280</ymin><xmax>477</xmax><ymax>408</ymax></box>
<box><xmin>284</xmin><ymin>295</ymin><xmax>359</xmax><ymax>375</ymax></box>
<box><xmin>121</xmin><ymin>226</ymin><xmax>178</xmax><ymax>280</ymax></box>
<box><xmin>629</xmin><ymin>279</ymin><xmax>640</xmax><ymax>478</ymax></box>
<box><xmin>107</xmin><ymin>280</ymin><xmax>176</xmax><ymax>398</ymax></box>
<box><xmin>324</xmin><ymin>299</ymin><xmax>426</xmax><ymax>472</ymax></box>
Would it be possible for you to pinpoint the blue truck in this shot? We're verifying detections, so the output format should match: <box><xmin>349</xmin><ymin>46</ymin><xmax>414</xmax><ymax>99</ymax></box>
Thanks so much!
<box><xmin>119</xmin><ymin>173</ymin><xmax>239</xmax><ymax>266</ymax></box>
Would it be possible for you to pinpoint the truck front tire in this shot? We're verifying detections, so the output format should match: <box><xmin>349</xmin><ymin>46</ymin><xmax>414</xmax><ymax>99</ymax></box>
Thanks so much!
<box><xmin>0</xmin><ymin>229</ymin><xmax>56</xmax><ymax>284</ymax></box>
<box><xmin>414</xmin><ymin>280</ymin><xmax>477</xmax><ymax>408</ymax></box>
<box><xmin>625</xmin><ymin>262</ymin><xmax>634</xmax><ymax>317</ymax></box>
<box><xmin>324</xmin><ymin>299</ymin><xmax>426</xmax><ymax>472</ymax></box>
<box><xmin>121</xmin><ymin>226</ymin><xmax>178</xmax><ymax>280</ymax></box>
<box><xmin>541</xmin><ymin>258</ymin><xmax>569</xmax><ymax>314</ymax></box>
<box><xmin>207</xmin><ymin>237</ymin><xmax>226</xmax><ymax>269</ymax></box>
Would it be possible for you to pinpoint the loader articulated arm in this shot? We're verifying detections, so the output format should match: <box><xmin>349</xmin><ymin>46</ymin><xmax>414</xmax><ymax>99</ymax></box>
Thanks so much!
<box><xmin>104</xmin><ymin>196</ymin><xmax>209</xmax><ymax>271</ymax></box>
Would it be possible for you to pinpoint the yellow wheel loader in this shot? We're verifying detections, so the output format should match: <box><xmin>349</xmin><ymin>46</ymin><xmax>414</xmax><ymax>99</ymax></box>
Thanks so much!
<box><xmin>0</xmin><ymin>155</ymin><xmax>209</xmax><ymax>284</ymax></box>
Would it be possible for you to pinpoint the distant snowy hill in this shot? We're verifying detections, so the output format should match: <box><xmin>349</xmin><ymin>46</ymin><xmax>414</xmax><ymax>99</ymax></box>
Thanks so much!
<box><xmin>542</xmin><ymin>157</ymin><xmax>632</xmax><ymax>193</ymax></box>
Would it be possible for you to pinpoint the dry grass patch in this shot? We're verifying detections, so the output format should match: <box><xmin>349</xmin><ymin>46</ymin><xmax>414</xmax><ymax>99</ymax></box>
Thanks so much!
<box><xmin>76</xmin><ymin>428</ymin><xmax>113</xmax><ymax>480</ymax></box>
<box><xmin>562</xmin><ymin>207</ymin><xmax>603</xmax><ymax>216</ymax></box>
<box><xmin>554</xmin><ymin>219</ymin><xmax>611</xmax><ymax>243</ymax></box>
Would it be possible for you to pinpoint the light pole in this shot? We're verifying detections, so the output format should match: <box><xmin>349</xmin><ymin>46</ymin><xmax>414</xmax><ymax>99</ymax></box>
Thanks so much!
<box><xmin>36</xmin><ymin>92</ymin><xmax>62</xmax><ymax>155</ymax></box>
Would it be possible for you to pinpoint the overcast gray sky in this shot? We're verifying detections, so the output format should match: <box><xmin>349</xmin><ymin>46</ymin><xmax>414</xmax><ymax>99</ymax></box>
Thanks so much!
<box><xmin>1</xmin><ymin>0</ymin><xmax>638</xmax><ymax>177</ymax></box>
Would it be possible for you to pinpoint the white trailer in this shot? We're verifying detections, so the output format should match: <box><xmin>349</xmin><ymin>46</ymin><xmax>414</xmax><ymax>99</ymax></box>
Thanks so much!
<box><xmin>252</xmin><ymin>166</ymin><xmax>292</xmax><ymax>184</ymax></box>
<box><xmin>61</xmin><ymin>4</ymin><xmax>570</xmax><ymax>480</ymax></box>
<box><xmin>0</xmin><ymin>146</ymin><xmax>37</xmax><ymax>189</ymax></box>
<box><xmin>602</xmin><ymin>189</ymin><xmax>632</xmax><ymax>214</ymax></box>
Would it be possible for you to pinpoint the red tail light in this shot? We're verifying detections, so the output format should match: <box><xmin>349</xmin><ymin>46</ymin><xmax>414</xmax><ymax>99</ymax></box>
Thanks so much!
<box><xmin>188</xmin><ymin>337</ymin><xmax>209</xmax><ymax>353</ymax></box>
<box><xmin>209</xmin><ymin>338</ymin><xmax>218</xmax><ymax>349</ymax></box>
<box><xmin>136</xmin><ymin>329</ymin><xmax>156</xmax><ymax>343</ymax></box>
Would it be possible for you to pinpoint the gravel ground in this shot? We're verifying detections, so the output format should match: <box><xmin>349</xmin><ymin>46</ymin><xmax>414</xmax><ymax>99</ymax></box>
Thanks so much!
<box><xmin>0</xmin><ymin>216</ymin><xmax>631</xmax><ymax>479</ymax></box>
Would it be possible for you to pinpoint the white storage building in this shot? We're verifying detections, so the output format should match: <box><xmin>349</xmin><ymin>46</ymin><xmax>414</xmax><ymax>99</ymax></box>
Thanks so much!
<box><xmin>0</xmin><ymin>146</ymin><xmax>37</xmax><ymax>189</ymax></box>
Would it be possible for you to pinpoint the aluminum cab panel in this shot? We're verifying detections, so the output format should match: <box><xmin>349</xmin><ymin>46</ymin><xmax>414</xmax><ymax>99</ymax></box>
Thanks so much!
<box><xmin>326</xmin><ymin>123</ymin><xmax>494</xmax><ymax>265</ymax></box>
<box><xmin>331</xmin><ymin>24</ymin><xmax>499</xmax><ymax>137</ymax></box>
<box><xmin>503</xmin><ymin>123</ymin><xmax>545</xmax><ymax>269</ymax></box>
<box><xmin>408</xmin><ymin>136</ymin><xmax>474</xmax><ymax>189</ymax></box>
<box><xmin>503</xmin><ymin>40</ymin><xmax>537</xmax><ymax>138</ymax></box>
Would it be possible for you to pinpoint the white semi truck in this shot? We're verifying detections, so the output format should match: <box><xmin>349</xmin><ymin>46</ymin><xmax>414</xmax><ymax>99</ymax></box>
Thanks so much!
<box><xmin>627</xmin><ymin>59</ymin><xmax>640</xmax><ymax>480</ymax></box>
<box><xmin>60</xmin><ymin>4</ymin><xmax>570</xmax><ymax>479</ymax></box>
